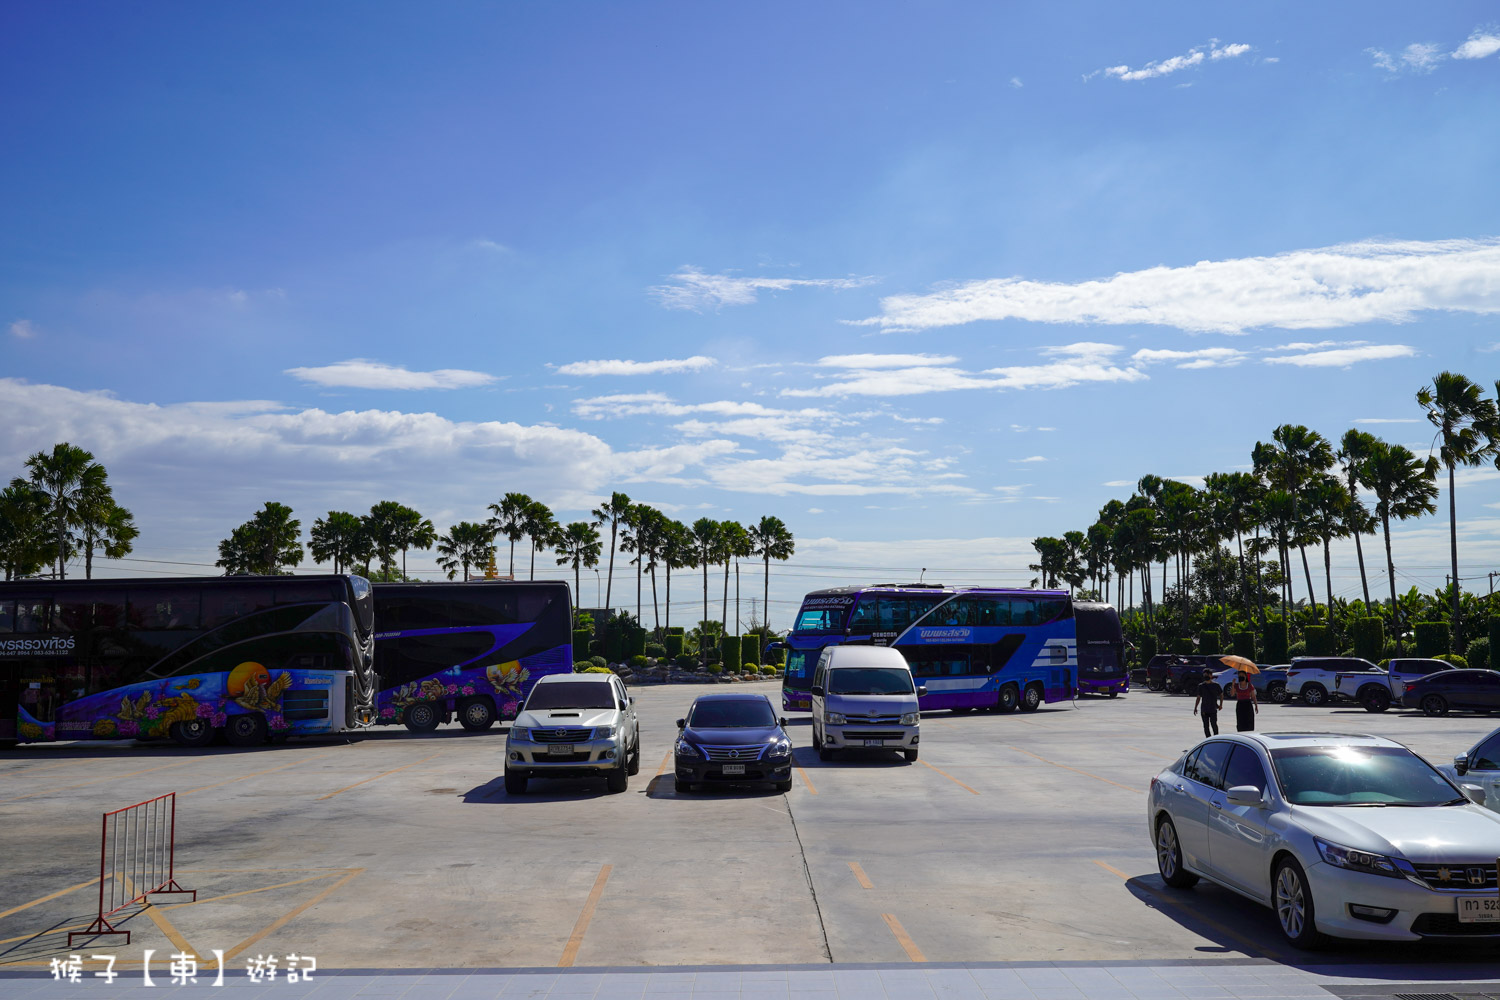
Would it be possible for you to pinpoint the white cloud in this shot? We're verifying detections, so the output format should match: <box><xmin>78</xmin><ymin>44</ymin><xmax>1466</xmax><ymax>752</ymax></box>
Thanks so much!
<box><xmin>1010</xmin><ymin>456</ymin><xmax>1047</xmax><ymax>463</ymax></box>
<box><xmin>650</xmin><ymin>267</ymin><xmax>877</xmax><ymax>310</ymax></box>
<box><xmin>9</xmin><ymin>319</ymin><xmax>36</xmax><ymax>339</ymax></box>
<box><xmin>1102</xmin><ymin>480</ymin><xmax>1135</xmax><ymax>487</ymax></box>
<box><xmin>1354</xmin><ymin>417</ymin><xmax>1421</xmax><ymax>425</ymax></box>
<box><xmin>285</xmin><ymin>359</ymin><xmax>498</xmax><ymax>390</ymax></box>
<box><xmin>983</xmin><ymin>342</ymin><xmax>1149</xmax><ymax>390</ymax></box>
<box><xmin>556</xmin><ymin>356</ymin><xmax>716</xmax><ymax>376</ymax></box>
<box><xmin>1131</xmin><ymin>347</ymin><xmax>1248</xmax><ymax>369</ymax></box>
<box><xmin>1096</xmin><ymin>39</ymin><xmax>1252</xmax><ymax>82</ymax></box>
<box><xmin>806</xmin><ymin>507</ymin><xmax>825</xmax><ymax>514</ymax></box>
<box><xmin>1454</xmin><ymin>31</ymin><xmax>1500</xmax><ymax>60</ymax></box>
<box><xmin>1262</xmin><ymin>344</ymin><xmax>1417</xmax><ymax>367</ymax></box>
<box><xmin>1009</xmin><ymin>76</ymin><xmax>1024</xmax><ymax>88</ymax></box>
<box><xmin>852</xmin><ymin>237</ymin><xmax>1500</xmax><ymax>335</ymax></box>
<box><xmin>785</xmin><ymin>342</ymin><xmax>1147</xmax><ymax>398</ymax></box>
<box><xmin>1263</xmin><ymin>56</ymin><xmax>1280</xmax><ymax>64</ymax></box>
<box><xmin>815</xmin><ymin>353</ymin><xmax>959</xmax><ymax>368</ymax></box>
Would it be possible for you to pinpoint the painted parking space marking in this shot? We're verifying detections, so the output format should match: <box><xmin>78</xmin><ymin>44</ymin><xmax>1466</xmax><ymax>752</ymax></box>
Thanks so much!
<box><xmin>795</xmin><ymin>765</ymin><xmax>818</xmax><ymax>795</ymax></box>
<box><xmin>0</xmin><ymin>878</ymin><xmax>98</xmax><ymax>923</ymax></box>
<box><xmin>1127</xmin><ymin>745</ymin><xmax>1174</xmax><ymax>760</ymax></box>
<box><xmin>224</xmin><ymin>868</ymin><xmax>364</xmax><ymax>963</ymax></box>
<box><xmin>848</xmin><ymin>861</ymin><xmax>874</xmax><ymax>889</ymax></box>
<box><xmin>558</xmin><ymin>864</ymin><xmax>612</xmax><ymax>968</ymax></box>
<box><xmin>881</xmin><ymin>913</ymin><xmax>926</xmax><ymax>962</ymax></box>
<box><xmin>919</xmin><ymin>758</ymin><xmax>978</xmax><ymax>795</ymax></box>
<box><xmin>1008</xmin><ymin>745</ymin><xmax>1138</xmax><ymax>792</ymax></box>
<box><xmin>316</xmin><ymin>752</ymin><xmax>442</xmax><ymax>800</ymax></box>
<box><xmin>1092</xmin><ymin>859</ymin><xmax>1131</xmax><ymax>879</ymax></box>
<box><xmin>3</xmin><ymin>759</ymin><xmax>202</xmax><ymax>803</ymax></box>
<box><xmin>654</xmin><ymin>751</ymin><xmax>672</xmax><ymax>777</ymax></box>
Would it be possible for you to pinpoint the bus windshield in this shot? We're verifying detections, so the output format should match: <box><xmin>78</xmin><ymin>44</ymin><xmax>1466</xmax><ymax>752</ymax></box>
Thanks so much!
<box><xmin>827</xmin><ymin>667</ymin><xmax>915</xmax><ymax>695</ymax></box>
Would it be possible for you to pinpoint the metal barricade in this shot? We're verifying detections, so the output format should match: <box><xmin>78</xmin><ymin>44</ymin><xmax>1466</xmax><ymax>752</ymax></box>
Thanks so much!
<box><xmin>68</xmin><ymin>792</ymin><xmax>196</xmax><ymax>946</ymax></box>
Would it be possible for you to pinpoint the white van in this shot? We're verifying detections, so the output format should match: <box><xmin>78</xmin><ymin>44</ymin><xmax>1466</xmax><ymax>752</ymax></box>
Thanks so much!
<box><xmin>809</xmin><ymin>645</ymin><xmax>923</xmax><ymax>762</ymax></box>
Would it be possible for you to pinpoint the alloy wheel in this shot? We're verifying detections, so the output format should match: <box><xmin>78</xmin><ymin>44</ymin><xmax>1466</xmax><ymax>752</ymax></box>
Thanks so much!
<box><xmin>1276</xmin><ymin>865</ymin><xmax>1305</xmax><ymax>938</ymax></box>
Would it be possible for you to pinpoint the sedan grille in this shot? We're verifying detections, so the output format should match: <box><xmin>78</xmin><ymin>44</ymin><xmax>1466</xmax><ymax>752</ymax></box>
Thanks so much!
<box><xmin>1411</xmin><ymin>863</ymin><xmax>1499</xmax><ymax>891</ymax></box>
<box><xmin>700</xmin><ymin>744</ymin><xmax>766</xmax><ymax>761</ymax></box>
<box><xmin>532</xmin><ymin>727</ymin><xmax>594</xmax><ymax>744</ymax></box>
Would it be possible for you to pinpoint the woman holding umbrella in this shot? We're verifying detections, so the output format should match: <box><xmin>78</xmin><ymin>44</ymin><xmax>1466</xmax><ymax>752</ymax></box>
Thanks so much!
<box><xmin>1221</xmin><ymin>655</ymin><xmax>1260</xmax><ymax>732</ymax></box>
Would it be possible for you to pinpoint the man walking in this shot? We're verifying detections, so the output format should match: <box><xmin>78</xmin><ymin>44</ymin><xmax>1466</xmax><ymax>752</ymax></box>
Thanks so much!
<box><xmin>1192</xmin><ymin>670</ymin><xmax>1223</xmax><ymax>738</ymax></box>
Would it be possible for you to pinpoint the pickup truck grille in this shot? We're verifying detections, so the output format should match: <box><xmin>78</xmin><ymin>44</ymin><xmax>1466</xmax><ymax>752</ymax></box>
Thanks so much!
<box><xmin>701</xmin><ymin>744</ymin><xmax>766</xmax><ymax>761</ymax></box>
<box><xmin>1412</xmin><ymin>863</ymin><xmax>1498</xmax><ymax>891</ymax></box>
<box><xmin>533</xmin><ymin>727</ymin><xmax>595</xmax><ymax>744</ymax></box>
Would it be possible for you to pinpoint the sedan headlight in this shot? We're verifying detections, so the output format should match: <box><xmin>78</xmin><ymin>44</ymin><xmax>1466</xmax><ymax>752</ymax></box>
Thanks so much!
<box><xmin>900</xmin><ymin>712</ymin><xmax>920</xmax><ymax>726</ymax></box>
<box><xmin>825</xmin><ymin>712</ymin><xmax>847</xmax><ymax>725</ymax></box>
<box><xmin>509</xmin><ymin>727</ymin><xmax>530</xmax><ymax>742</ymax></box>
<box><xmin>675</xmin><ymin>739</ymin><xmax>699</xmax><ymax>757</ymax></box>
<box><xmin>767</xmin><ymin>739</ymin><xmax>792</xmax><ymax>758</ymax></box>
<box><xmin>1314</xmin><ymin>837</ymin><xmax>1403</xmax><ymax>878</ymax></box>
<box><xmin>594</xmin><ymin>725</ymin><xmax>617</xmax><ymax>739</ymax></box>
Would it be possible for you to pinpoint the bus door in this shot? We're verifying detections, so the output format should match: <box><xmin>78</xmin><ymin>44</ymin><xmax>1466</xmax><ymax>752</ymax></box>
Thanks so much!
<box><xmin>0</xmin><ymin>663</ymin><xmax>17</xmax><ymax>741</ymax></box>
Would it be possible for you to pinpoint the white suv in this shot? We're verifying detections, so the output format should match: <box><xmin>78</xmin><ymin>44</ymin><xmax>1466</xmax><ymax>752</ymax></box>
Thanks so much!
<box><xmin>504</xmin><ymin>673</ymin><xmax>640</xmax><ymax>795</ymax></box>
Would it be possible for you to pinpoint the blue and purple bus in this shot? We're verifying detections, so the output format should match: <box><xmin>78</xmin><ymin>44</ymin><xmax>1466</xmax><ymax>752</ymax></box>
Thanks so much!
<box><xmin>778</xmin><ymin>583</ymin><xmax>1079</xmax><ymax>713</ymax></box>
<box><xmin>1073</xmin><ymin>601</ymin><xmax>1127</xmax><ymax>697</ymax></box>
<box><xmin>372</xmin><ymin>580</ymin><xmax>572</xmax><ymax>732</ymax></box>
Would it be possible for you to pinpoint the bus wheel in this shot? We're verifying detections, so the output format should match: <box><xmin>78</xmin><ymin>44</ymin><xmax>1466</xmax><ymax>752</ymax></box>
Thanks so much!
<box><xmin>952</xmin><ymin>706</ymin><xmax>973</xmax><ymax>715</ymax></box>
<box><xmin>404</xmin><ymin>702</ymin><xmax>441</xmax><ymax>733</ymax></box>
<box><xmin>458</xmin><ymin>697</ymin><xmax>495</xmax><ymax>732</ymax></box>
<box><xmin>1019</xmin><ymin>684</ymin><xmax>1043</xmax><ymax>712</ymax></box>
<box><xmin>1108</xmin><ymin>690</ymin><xmax>1119</xmax><ymax>698</ymax></box>
<box><xmin>225</xmin><ymin>713</ymin><xmax>268</xmax><ymax>747</ymax></box>
<box><xmin>170</xmin><ymin>719</ymin><xmax>215</xmax><ymax>748</ymax></box>
<box><xmin>997</xmin><ymin>684</ymin><xmax>1019</xmax><ymax>713</ymax></box>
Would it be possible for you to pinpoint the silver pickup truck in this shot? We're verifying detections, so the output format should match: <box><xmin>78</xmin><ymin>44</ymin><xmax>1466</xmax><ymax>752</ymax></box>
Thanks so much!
<box><xmin>1333</xmin><ymin>657</ymin><xmax>1455</xmax><ymax>712</ymax></box>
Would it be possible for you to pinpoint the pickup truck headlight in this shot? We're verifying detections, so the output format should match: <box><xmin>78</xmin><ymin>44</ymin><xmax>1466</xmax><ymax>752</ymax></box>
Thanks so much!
<box><xmin>675</xmin><ymin>739</ymin><xmax>699</xmax><ymax>758</ymax></box>
<box><xmin>1315</xmin><ymin>838</ymin><xmax>1403</xmax><ymax>878</ymax></box>
<box><xmin>900</xmin><ymin>712</ymin><xmax>920</xmax><ymax>726</ymax></box>
<box><xmin>509</xmin><ymin>727</ymin><xmax>530</xmax><ymax>742</ymax></box>
<box><xmin>825</xmin><ymin>712</ymin><xmax>847</xmax><ymax>725</ymax></box>
<box><xmin>767</xmin><ymin>739</ymin><xmax>792</xmax><ymax>758</ymax></box>
<box><xmin>594</xmin><ymin>725</ymin><xmax>617</xmax><ymax>739</ymax></box>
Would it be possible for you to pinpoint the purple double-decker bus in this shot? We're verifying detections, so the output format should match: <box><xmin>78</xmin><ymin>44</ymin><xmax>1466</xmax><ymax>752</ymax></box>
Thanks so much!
<box><xmin>1073</xmin><ymin>601</ymin><xmax>1127</xmax><ymax>697</ymax></box>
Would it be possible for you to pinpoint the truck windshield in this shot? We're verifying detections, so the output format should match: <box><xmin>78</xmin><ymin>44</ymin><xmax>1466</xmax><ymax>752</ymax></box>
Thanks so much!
<box><xmin>828</xmin><ymin>667</ymin><xmax>915</xmax><ymax>695</ymax></box>
<box><xmin>526</xmin><ymin>682</ymin><xmax>615</xmax><ymax>710</ymax></box>
<box><xmin>1270</xmin><ymin>746</ymin><xmax>1464</xmax><ymax>807</ymax></box>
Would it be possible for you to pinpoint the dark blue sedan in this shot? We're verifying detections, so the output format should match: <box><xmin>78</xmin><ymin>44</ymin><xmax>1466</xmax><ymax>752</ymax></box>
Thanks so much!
<box><xmin>1400</xmin><ymin>668</ymin><xmax>1500</xmax><ymax>716</ymax></box>
<box><xmin>674</xmin><ymin>693</ymin><xmax>794</xmax><ymax>793</ymax></box>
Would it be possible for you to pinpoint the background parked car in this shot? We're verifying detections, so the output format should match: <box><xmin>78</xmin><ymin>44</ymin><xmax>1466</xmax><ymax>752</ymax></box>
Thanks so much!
<box><xmin>1283</xmin><ymin>656</ymin><xmax>1380</xmax><ymax>706</ymax></box>
<box><xmin>1146</xmin><ymin>654</ymin><xmax>1226</xmax><ymax>693</ymax></box>
<box><xmin>1210</xmin><ymin>664</ymin><xmax>1289</xmax><ymax>703</ymax></box>
<box><xmin>1401</xmin><ymin>669</ymin><xmax>1500</xmax><ymax>716</ymax></box>
<box><xmin>1440</xmin><ymin>725</ymin><xmax>1500</xmax><ymax>815</ymax></box>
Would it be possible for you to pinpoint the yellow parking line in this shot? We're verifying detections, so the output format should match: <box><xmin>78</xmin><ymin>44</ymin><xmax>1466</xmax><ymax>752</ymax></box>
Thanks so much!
<box><xmin>558</xmin><ymin>864</ymin><xmax>612</xmax><ymax>967</ymax></box>
<box><xmin>848</xmin><ymin>861</ymin><xmax>874</xmax><ymax>889</ymax></box>
<box><xmin>795</xmin><ymin>766</ymin><xmax>818</xmax><ymax>795</ymax></box>
<box><xmin>223</xmin><ymin>868</ymin><xmax>364</xmax><ymax>963</ymax></box>
<box><xmin>316</xmin><ymin>753</ymin><xmax>441</xmax><ymax>800</ymax></box>
<box><xmin>654</xmin><ymin>752</ymin><xmax>672</xmax><ymax>778</ymax></box>
<box><xmin>919</xmin><ymin>759</ymin><xmax>979</xmax><ymax>795</ymax></box>
<box><xmin>143</xmin><ymin>904</ymin><xmax>199</xmax><ymax>961</ymax></box>
<box><xmin>0</xmin><ymin>877</ymin><xmax>97</xmax><ymax>921</ymax></box>
<box><xmin>1127</xmin><ymin>746</ymin><xmax>1173</xmax><ymax>760</ymax></box>
<box><xmin>3</xmin><ymin>759</ymin><xmax>201</xmax><ymax>802</ymax></box>
<box><xmin>1009</xmin><ymin>746</ymin><xmax>1138</xmax><ymax>793</ymax></box>
<box><xmin>1092</xmin><ymin>859</ymin><xmax>1130</xmax><ymax>879</ymax></box>
<box><xmin>881</xmin><ymin>913</ymin><xmax>926</xmax><ymax>962</ymax></box>
<box><xmin>162</xmin><ymin>872</ymin><xmax>353</xmax><ymax>910</ymax></box>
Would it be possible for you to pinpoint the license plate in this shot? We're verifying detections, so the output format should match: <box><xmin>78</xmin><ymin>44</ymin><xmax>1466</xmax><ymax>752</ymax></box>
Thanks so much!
<box><xmin>1458</xmin><ymin>896</ymin><xmax>1500</xmax><ymax>923</ymax></box>
<box><xmin>721</xmin><ymin>764</ymin><xmax>746</xmax><ymax>775</ymax></box>
<box><xmin>863</xmin><ymin>739</ymin><xmax>885</xmax><ymax>747</ymax></box>
<box><xmin>547</xmin><ymin>744</ymin><xmax>574</xmax><ymax>755</ymax></box>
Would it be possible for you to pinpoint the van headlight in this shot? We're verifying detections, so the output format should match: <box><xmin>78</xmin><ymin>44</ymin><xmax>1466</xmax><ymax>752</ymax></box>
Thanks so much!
<box><xmin>900</xmin><ymin>712</ymin><xmax>919</xmax><ymax>726</ymax></box>
<box><xmin>1314</xmin><ymin>838</ymin><xmax>1403</xmax><ymax>878</ymax></box>
<box><xmin>825</xmin><ymin>712</ymin><xmax>846</xmax><ymax>725</ymax></box>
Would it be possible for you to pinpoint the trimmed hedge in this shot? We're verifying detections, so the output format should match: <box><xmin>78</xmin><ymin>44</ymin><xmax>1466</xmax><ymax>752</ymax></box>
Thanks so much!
<box><xmin>1304</xmin><ymin>625</ymin><xmax>1335</xmax><ymax>656</ymax></box>
<box><xmin>760</xmin><ymin>664</ymin><xmax>776</xmax><ymax>675</ymax></box>
<box><xmin>707</xmin><ymin>663</ymin><xmax>723</xmax><ymax>675</ymax></box>
<box><xmin>741</xmin><ymin>634</ymin><xmax>760</xmax><ymax>668</ymax></box>
<box><xmin>1353</xmin><ymin>617</ymin><xmax>1384</xmax><ymax>663</ymax></box>
<box><xmin>1137</xmin><ymin>634</ymin><xmax>1158</xmax><ymax>667</ymax></box>
<box><xmin>674</xmin><ymin>653</ymin><xmax>696</xmax><ymax>669</ymax></box>
<box><xmin>1490</xmin><ymin>618</ymin><xmax>1500</xmax><ymax>667</ymax></box>
<box><xmin>1198</xmin><ymin>632</ymin><xmax>1221</xmax><ymax>655</ymax></box>
<box><xmin>1262</xmin><ymin>621</ymin><xmax>1289</xmax><ymax>664</ymax></box>
<box><xmin>1231</xmin><ymin>631</ymin><xmax>1256</xmax><ymax>661</ymax></box>
<box><xmin>571</xmin><ymin>629</ymin><xmax>592</xmax><ymax>655</ymax></box>
<box><xmin>1171</xmin><ymin>637</ymin><xmax>1194</xmax><ymax>655</ymax></box>
<box><xmin>664</xmin><ymin>633</ymin><xmax>684</xmax><ymax>658</ymax></box>
<box><xmin>1465</xmin><ymin>636</ymin><xmax>1490</xmax><ymax>671</ymax></box>
<box><xmin>645</xmin><ymin>642</ymin><xmax>667</xmax><ymax>659</ymax></box>
<box><xmin>590</xmin><ymin>655</ymin><xmax>607</xmax><ymax>669</ymax></box>
<box><xmin>720</xmin><ymin>634</ymin><xmax>743</xmax><ymax>673</ymax></box>
<box><xmin>1415</xmin><ymin>621</ymin><xmax>1450</xmax><ymax>658</ymax></box>
<box><xmin>666</xmin><ymin>626</ymin><xmax>685</xmax><ymax>636</ymax></box>
<box><xmin>1434</xmin><ymin>652</ymin><xmax>1469</xmax><ymax>669</ymax></box>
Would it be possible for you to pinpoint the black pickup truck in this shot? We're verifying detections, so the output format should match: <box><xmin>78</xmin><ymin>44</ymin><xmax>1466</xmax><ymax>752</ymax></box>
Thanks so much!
<box><xmin>1145</xmin><ymin>654</ymin><xmax>1227</xmax><ymax>693</ymax></box>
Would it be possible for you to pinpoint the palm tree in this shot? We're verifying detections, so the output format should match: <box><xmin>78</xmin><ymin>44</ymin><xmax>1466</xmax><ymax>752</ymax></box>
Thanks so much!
<box><xmin>1029</xmin><ymin>536</ymin><xmax>1064</xmax><ymax>588</ymax></box>
<box><xmin>592</xmin><ymin>491</ymin><xmax>632</xmax><ymax>610</ymax></box>
<box><xmin>632</xmin><ymin>506</ymin><xmax>668</xmax><ymax>630</ymax></box>
<box><xmin>618</xmin><ymin>503</ymin><xmax>646</xmax><ymax>620</ymax></box>
<box><xmin>390</xmin><ymin>507</ymin><xmax>436</xmax><ymax>580</ymax></box>
<box><xmin>748</xmin><ymin>515</ymin><xmax>795</xmax><ymax>633</ymax></box>
<box><xmin>1366</xmin><ymin>440</ymin><xmax>1439</xmax><ymax>653</ymax></box>
<box><xmin>1060</xmin><ymin>531</ymin><xmax>1087</xmax><ymax>594</ymax></box>
<box><xmin>0</xmin><ymin>482</ymin><xmax>51</xmax><ymax>581</ymax></box>
<box><xmin>1301</xmin><ymin>475</ymin><xmax>1352</xmax><ymax>626</ymax></box>
<box><xmin>718</xmin><ymin>520</ymin><xmax>750</xmax><ymax>633</ymax></box>
<box><xmin>1336</xmin><ymin>429</ymin><xmax>1380</xmax><ymax>607</ymax></box>
<box><xmin>22</xmin><ymin>442</ymin><xmax>106</xmax><ymax>579</ymax></box>
<box><xmin>72</xmin><ymin>478</ymin><xmax>137</xmax><ymax>580</ymax></box>
<box><xmin>217</xmin><ymin>502</ymin><xmax>303</xmax><ymax>575</ymax></box>
<box><xmin>1256</xmin><ymin>425</ymin><xmax>1335</xmax><ymax>614</ymax></box>
<box><xmin>690</xmin><ymin>518</ymin><xmax>721</xmax><ymax>658</ymax></box>
<box><xmin>362</xmin><ymin>501</ymin><xmax>407</xmax><ymax>578</ymax></box>
<box><xmin>437</xmin><ymin>522</ymin><xmax>496</xmax><ymax>581</ymax></box>
<box><xmin>523</xmin><ymin>500</ymin><xmax>558</xmax><ymax>580</ymax></box>
<box><xmin>554</xmin><ymin>521</ymin><xmax>602</xmax><ymax>626</ymax></box>
<box><xmin>310</xmin><ymin>511</ymin><xmax>366</xmax><ymax>574</ymax></box>
<box><xmin>663</xmin><ymin>519</ymin><xmax>694</xmax><ymax>632</ymax></box>
<box><xmin>1418</xmin><ymin>372</ymin><xmax>1498</xmax><ymax>646</ymax></box>
<box><xmin>487</xmin><ymin>492</ymin><xmax>533</xmax><ymax>579</ymax></box>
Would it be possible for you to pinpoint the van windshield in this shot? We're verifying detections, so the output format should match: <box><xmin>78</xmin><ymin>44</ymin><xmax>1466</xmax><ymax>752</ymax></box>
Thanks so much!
<box><xmin>828</xmin><ymin>667</ymin><xmax>915</xmax><ymax>695</ymax></box>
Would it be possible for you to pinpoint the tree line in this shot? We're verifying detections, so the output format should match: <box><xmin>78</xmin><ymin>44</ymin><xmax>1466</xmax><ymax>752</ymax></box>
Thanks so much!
<box><xmin>1</xmin><ymin>443</ymin><xmax>138</xmax><ymax>581</ymax></box>
<box><xmin>1030</xmin><ymin>371</ymin><xmax>1500</xmax><ymax>660</ymax></box>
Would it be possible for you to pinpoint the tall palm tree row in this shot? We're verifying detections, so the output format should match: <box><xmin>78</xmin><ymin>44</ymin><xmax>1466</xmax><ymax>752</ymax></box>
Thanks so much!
<box><xmin>6</xmin><ymin>443</ymin><xmax>137</xmax><ymax>580</ymax></box>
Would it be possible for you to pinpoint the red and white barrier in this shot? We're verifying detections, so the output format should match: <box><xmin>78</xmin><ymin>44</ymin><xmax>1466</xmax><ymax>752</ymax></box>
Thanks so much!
<box><xmin>69</xmin><ymin>792</ymin><xmax>196</xmax><ymax>947</ymax></box>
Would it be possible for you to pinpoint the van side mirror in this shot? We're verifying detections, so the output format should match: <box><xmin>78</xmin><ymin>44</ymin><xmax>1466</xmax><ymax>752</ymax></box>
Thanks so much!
<box><xmin>1225</xmin><ymin>785</ymin><xmax>1264</xmax><ymax>807</ymax></box>
<box><xmin>917</xmin><ymin>686</ymin><xmax>927</xmax><ymax>697</ymax></box>
<box><xmin>810</xmin><ymin>685</ymin><xmax>824</xmax><ymax>697</ymax></box>
<box><xmin>1454</xmin><ymin>754</ymin><xmax>1470</xmax><ymax>776</ymax></box>
<box><xmin>676</xmin><ymin>718</ymin><xmax>686</xmax><ymax>729</ymax></box>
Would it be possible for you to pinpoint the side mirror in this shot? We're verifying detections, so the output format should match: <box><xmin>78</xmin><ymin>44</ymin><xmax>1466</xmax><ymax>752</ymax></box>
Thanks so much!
<box><xmin>917</xmin><ymin>686</ymin><xmax>928</xmax><ymax>697</ymax></box>
<box><xmin>1464</xmin><ymin>784</ymin><xmax>1487</xmax><ymax>806</ymax></box>
<box><xmin>779</xmin><ymin>717</ymin><xmax>788</xmax><ymax>728</ymax></box>
<box><xmin>1454</xmin><ymin>754</ymin><xmax>1470</xmax><ymax>776</ymax></box>
<box><xmin>810</xmin><ymin>685</ymin><xmax>824</xmax><ymax>696</ymax></box>
<box><xmin>1225</xmin><ymin>785</ymin><xmax>1264</xmax><ymax>807</ymax></box>
<box><xmin>676</xmin><ymin>718</ymin><xmax>686</xmax><ymax>729</ymax></box>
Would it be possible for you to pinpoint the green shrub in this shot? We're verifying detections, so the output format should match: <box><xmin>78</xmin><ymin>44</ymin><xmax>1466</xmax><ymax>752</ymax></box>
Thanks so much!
<box><xmin>583</xmin><ymin>666</ymin><xmax>613</xmax><ymax>674</ymax></box>
<box><xmin>760</xmin><ymin>664</ymin><xmax>776</xmax><ymax>675</ymax></box>
<box><xmin>1231</xmin><ymin>632</ymin><xmax>1256</xmax><ymax>661</ymax></box>
<box><xmin>674</xmin><ymin>653</ymin><xmax>696</xmax><ymax>669</ymax></box>
<box><xmin>629</xmin><ymin>627</ymin><xmax>647</xmax><ymax>658</ymax></box>
<box><xmin>573</xmin><ymin>661</ymin><xmax>593</xmax><ymax>673</ymax></box>
<box><xmin>741</xmin><ymin>634</ymin><xmax>760</xmax><ymax>668</ymax></box>
<box><xmin>1197</xmin><ymin>632</ymin><xmax>1220</xmax><ymax>655</ymax></box>
<box><xmin>1434</xmin><ymin>652</ymin><xmax>1469</xmax><ymax>669</ymax></box>
<box><xmin>588</xmin><ymin>639</ymin><xmax>603</xmax><ymax>656</ymax></box>
<box><xmin>666</xmin><ymin>626</ymin><xmax>685</xmax><ymax>637</ymax></box>
<box><xmin>707</xmin><ymin>663</ymin><xmax>723</xmax><ymax>675</ymax></box>
<box><xmin>628</xmin><ymin>654</ymin><xmax>648</xmax><ymax>669</ymax></box>
<box><xmin>1415</xmin><ymin>621</ymin><xmax>1450</xmax><ymax>658</ymax></box>
<box><xmin>1137</xmin><ymin>634</ymin><xmax>1158</xmax><ymax>667</ymax></box>
<box><xmin>1262</xmin><ymin>620</ymin><xmax>1289</xmax><ymax>664</ymax></box>
<box><xmin>1490</xmin><ymin>618</ymin><xmax>1500</xmax><ymax>669</ymax></box>
<box><xmin>1171</xmin><ymin>637</ymin><xmax>1194</xmax><ymax>655</ymax></box>
<box><xmin>572</xmin><ymin>629</ymin><xmax>592</xmax><ymax>655</ymax></box>
<box><xmin>664</xmin><ymin>633</ymin><xmax>684</xmax><ymax>658</ymax></box>
<box><xmin>742</xmin><ymin>662</ymin><xmax>759</xmax><ymax>673</ymax></box>
<box><xmin>1465</xmin><ymin>636</ymin><xmax>1490</xmax><ymax>671</ymax></box>
<box><xmin>720</xmin><ymin>634</ymin><xmax>742</xmax><ymax>673</ymax></box>
<box><xmin>589</xmin><ymin>655</ymin><xmax>607</xmax><ymax>669</ymax></box>
<box><xmin>1352</xmin><ymin>617</ymin><xmax>1384</xmax><ymax>662</ymax></box>
<box><xmin>704</xmin><ymin>646</ymin><xmax>721</xmax><ymax>665</ymax></box>
<box><xmin>1287</xmin><ymin>641</ymin><xmax>1307</xmax><ymax>659</ymax></box>
<box><xmin>1303</xmin><ymin>625</ymin><xmax>1336</xmax><ymax>656</ymax></box>
<box><xmin>645</xmin><ymin>642</ymin><xmax>667</xmax><ymax>659</ymax></box>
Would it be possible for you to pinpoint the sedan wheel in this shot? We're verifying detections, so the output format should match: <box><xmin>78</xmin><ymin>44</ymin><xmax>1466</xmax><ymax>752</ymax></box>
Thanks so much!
<box><xmin>1155</xmin><ymin>817</ymin><xmax>1198</xmax><ymax>889</ymax></box>
<box><xmin>1274</xmin><ymin>858</ymin><xmax>1328</xmax><ymax>949</ymax></box>
<box><xmin>1422</xmin><ymin>693</ymin><xmax>1449</xmax><ymax>717</ymax></box>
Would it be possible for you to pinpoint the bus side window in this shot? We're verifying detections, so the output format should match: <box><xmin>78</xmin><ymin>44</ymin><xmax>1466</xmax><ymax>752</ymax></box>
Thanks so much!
<box><xmin>0</xmin><ymin>599</ymin><xmax>17</xmax><ymax>632</ymax></box>
<box><xmin>14</xmin><ymin>598</ymin><xmax>50</xmax><ymax>633</ymax></box>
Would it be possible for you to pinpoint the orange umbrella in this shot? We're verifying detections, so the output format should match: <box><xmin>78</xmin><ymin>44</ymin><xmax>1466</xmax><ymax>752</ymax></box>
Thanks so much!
<box><xmin>1219</xmin><ymin>655</ymin><xmax>1259</xmax><ymax>675</ymax></box>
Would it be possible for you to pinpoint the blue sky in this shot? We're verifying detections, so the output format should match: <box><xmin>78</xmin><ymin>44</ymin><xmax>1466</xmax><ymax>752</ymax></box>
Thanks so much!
<box><xmin>4</xmin><ymin>3</ymin><xmax>1500</xmax><ymax>619</ymax></box>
